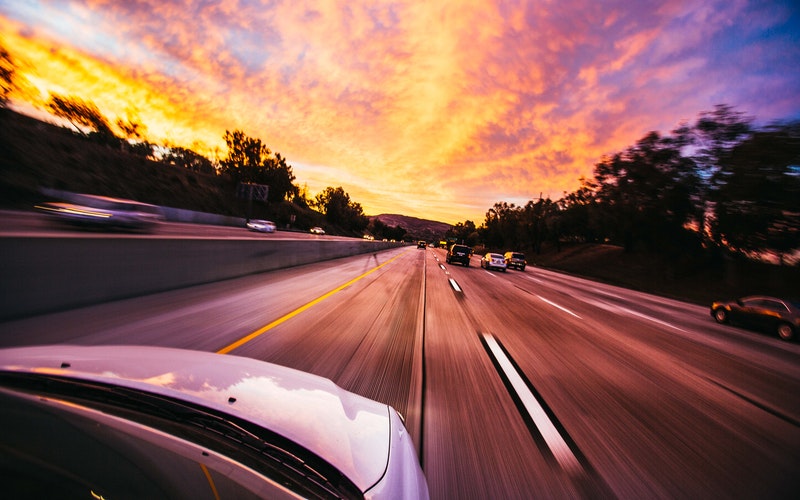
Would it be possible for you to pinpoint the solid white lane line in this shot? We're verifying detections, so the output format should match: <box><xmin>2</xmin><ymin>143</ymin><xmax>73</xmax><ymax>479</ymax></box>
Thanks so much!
<box><xmin>537</xmin><ymin>295</ymin><xmax>581</xmax><ymax>319</ymax></box>
<box><xmin>482</xmin><ymin>333</ymin><xmax>582</xmax><ymax>475</ymax></box>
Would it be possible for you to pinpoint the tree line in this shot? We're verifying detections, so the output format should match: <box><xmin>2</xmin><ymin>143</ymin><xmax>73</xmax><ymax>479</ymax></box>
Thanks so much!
<box><xmin>2</xmin><ymin>43</ymin><xmax>797</xmax><ymax>255</ymax></box>
<box><xmin>0</xmin><ymin>43</ymin><xmax>380</xmax><ymax>235</ymax></box>
<box><xmin>447</xmin><ymin>105</ymin><xmax>800</xmax><ymax>265</ymax></box>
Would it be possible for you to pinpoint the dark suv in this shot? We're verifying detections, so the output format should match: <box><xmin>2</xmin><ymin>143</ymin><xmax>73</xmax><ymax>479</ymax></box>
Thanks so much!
<box><xmin>446</xmin><ymin>244</ymin><xmax>472</xmax><ymax>267</ymax></box>
<box><xmin>504</xmin><ymin>251</ymin><xmax>526</xmax><ymax>271</ymax></box>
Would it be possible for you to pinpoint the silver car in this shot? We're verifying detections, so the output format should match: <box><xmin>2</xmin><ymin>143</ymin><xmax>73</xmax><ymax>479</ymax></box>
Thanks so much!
<box><xmin>481</xmin><ymin>253</ymin><xmax>507</xmax><ymax>272</ymax></box>
<box><xmin>0</xmin><ymin>345</ymin><xmax>429</xmax><ymax>499</ymax></box>
<box><xmin>246</xmin><ymin>219</ymin><xmax>277</xmax><ymax>233</ymax></box>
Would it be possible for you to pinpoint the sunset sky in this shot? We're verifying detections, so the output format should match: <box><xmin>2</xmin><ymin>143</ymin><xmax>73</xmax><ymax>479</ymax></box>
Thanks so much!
<box><xmin>2</xmin><ymin>1</ymin><xmax>799</xmax><ymax>224</ymax></box>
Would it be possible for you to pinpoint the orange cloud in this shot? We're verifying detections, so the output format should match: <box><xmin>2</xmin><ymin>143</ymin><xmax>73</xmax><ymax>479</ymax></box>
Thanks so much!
<box><xmin>2</xmin><ymin>0</ymin><xmax>799</xmax><ymax>225</ymax></box>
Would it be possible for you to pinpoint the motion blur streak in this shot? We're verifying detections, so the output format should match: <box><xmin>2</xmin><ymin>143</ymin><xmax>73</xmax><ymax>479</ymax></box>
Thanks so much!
<box><xmin>616</xmin><ymin>305</ymin><xmax>686</xmax><ymax>332</ymax></box>
<box><xmin>537</xmin><ymin>295</ymin><xmax>581</xmax><ymax>319</ymax></box>
<box><xmin>216</xmin><ymin>249</ymin><xmax>412</xmax><ymax>354</ymax></box>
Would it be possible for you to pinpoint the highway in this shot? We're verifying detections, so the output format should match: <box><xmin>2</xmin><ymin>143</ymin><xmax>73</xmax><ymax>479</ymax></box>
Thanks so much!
<box><xmin>1</xmin><ymin>244</ymin><xmax>798</xmax><ymax>498</ymax></box>
<box><xmin>0</xmin><ymin>209</ymin><xmax>356</xmax><ymax>240</ymax></box>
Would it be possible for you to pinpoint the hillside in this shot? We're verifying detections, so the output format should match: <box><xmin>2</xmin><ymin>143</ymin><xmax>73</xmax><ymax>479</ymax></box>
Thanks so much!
<box><xmin>0</xmin><ymin>109</ymin><xmax>453</xmax><ymax>238</ymax></box>
<box><xmin>1</xmin><ymin>110</ymin><xmax>221</xmax><ymax>210</ymax></box>
<box><xmin>372</xmin><ymin>213</ymin><xmax>451</xmax><ymax>241</ymax></box>
<box><xmin>0</xmin><ymin>109</ymin><xmax>327</xmax><ymax>231</ymax></box>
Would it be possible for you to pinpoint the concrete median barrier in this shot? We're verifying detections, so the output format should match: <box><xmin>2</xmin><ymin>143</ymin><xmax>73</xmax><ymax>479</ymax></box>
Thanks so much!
<box><xmin>0</xmin><ymin>237</ymin><xmax>401</xmax><ymax>320</ymax></box>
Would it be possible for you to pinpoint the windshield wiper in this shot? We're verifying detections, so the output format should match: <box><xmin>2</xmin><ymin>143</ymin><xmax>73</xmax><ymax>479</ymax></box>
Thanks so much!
<box><xmin>0</xmin><ymin>372</ymin><xmax>361</xmax><ymax>499</ymax></box>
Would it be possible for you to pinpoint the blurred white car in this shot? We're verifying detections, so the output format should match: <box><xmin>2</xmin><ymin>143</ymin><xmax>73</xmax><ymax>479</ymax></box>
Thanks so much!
<box><xmin>480</xmin><ymin>253</ymin><xmax>507</xmax><ymax>272</ymax></box>
<box><xmin>310</xmin><ymin>226</ymin><xmax>325</xmax><ymax>234</ymax></box>
<box><xmin>246</xmin><ymin>219</ymin><xmax>277</xmax><ymax>233</ymax></box>
<box><xmin>35</xmin><ymin>194</ymin><xmax>163</xmax><ymax>231</ymax></box>
<box><xmin>0</xmin><ymin>345</ymin><xmax>429</xmax><ymax>499</ymax></box>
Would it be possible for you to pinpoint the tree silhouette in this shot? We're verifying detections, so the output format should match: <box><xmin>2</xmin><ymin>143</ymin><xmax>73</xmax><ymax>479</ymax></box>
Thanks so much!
<box><xmin>593</xmin><ymin>131</ymin><xmax>701</xmax><ymax>253</ymax></box>
<box><xmin>220</xmin><ymin>129</ymin><xmax>297</xmax><ymax>202</ymax></box>
<box><xmin>162</xmin><ymin>146</ymin><xmax>216</xmax><ymax>175</ymax></box>
<box><xmin>314</xmin><ymin>186</ymin><xmax>368</xmax><ymax>231</ymax></box>
<box><xmin>710</xmin><ymin>122</ymin><xmax>800</xmax><ymax>263</ymax></box>
<box><xmin>557</xmin><ymin>177</ymin><xmax>602</xmax><ymax>244</ymax></box>
<box><xmin>46</xmin><ymin>94</ymin><xmax>119</xmax><ymax>147</ymax></box>
<box><xmin>0</xmin><ymin>45</ymin><xmax>15</xmax><ymax>107</ymax></box>
<box><xmin>446</xmin><ymin>220</ymin><xmax>478</xmax><ymax>246</ymax></box>
<box><xmin>116</xmin><ymin>116</ymin><xmax>146</xmax><ymax>141</ymax></box>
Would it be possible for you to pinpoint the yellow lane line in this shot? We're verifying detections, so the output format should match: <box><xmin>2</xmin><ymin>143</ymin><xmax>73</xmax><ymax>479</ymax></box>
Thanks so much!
<box><xmin>217</xmin><ymin>249</ymin><xmax>412</xmax><ymax>355</ymax></box>
<box><xmin>199</xmin><ymin>463</ymin><xmax>221</xmax><ymax>500</ymax></box>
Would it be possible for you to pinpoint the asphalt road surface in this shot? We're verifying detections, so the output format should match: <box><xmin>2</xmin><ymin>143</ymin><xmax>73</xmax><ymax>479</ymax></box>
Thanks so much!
<box><xmin>1</xmin><ymin>245</ymin><xmax>798</xmax><ymax>498</ymax></box>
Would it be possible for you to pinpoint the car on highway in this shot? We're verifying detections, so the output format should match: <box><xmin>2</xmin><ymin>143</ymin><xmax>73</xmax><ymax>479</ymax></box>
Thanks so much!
<box><xmin>35</xmin><ymin>194</ymin><xmax>163</xmax><ymax>231</ymax></box>
<box><xmin>711</xmin><ymin>295</ymin><xmax>799</xmax><ymax>341</ymax></box>
<box><xmin>504</xmin><ymin>251</ymin><xmax>527</xmax><ymax>271</ymax></box>
<box><xmin>481</xmin><ymin>253</ymin><xmax>507</xmax><ymax>272</ymax></box>
<box><xmin>446</xmin><ymin>244</ymin><xmax>472</xmax><ymax>267</ymax></box>
<box><xmin>0</xmin><ymin>345</ymin><xmax>429</xmax><ymax>499</ymax></box>
<box><xmin>417</xmin><ymin>241</ymin><xmax>427</xmax><ymax>249</ymax></box>
<box><xmin>310</xmin><ymin>226</ymin><xmax>326</xmax><ymax>234</ymax></box>
<box><xmin>246</xmin><ymin>219</ymin><xmax>276</xmax><ymax>233</ymax></box>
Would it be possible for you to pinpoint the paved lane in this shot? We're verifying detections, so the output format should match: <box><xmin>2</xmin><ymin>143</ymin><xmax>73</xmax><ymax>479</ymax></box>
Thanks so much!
<box><xmin>436</xmin><ymin>248</ymin><xmax>800</xmax><ymax>498</ymax></box>
<box><xmin>2</xmin><ymin>243</ymin><xmax>798</xmax><ymax>498</ymax></box>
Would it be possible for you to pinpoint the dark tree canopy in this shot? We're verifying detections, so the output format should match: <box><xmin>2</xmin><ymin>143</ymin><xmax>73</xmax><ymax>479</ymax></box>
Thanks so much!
<box><xmin>446</xmin><ymin>220</ymin><xmax>479</xmax><ymax>247</ymax></box>
<box><xmin>448</xmin><ymin>105</ymin><xmax>798</xmax><ymax>265</ymax></box>
<box><xmin>0</xmin><ymin>45</ymin><xmax>14</xmax><ymax>106</ymax></box>
<box><xmin>368</xmin><ymin>218</ymin><xmax>407</xmax><ymax>241</ymax></box>
<box><xmin>220</xmin><ymin>129</ymin><xmax>297</xmax><ymax>202</ymax></box>
<box><xmin>593</xmin><ymin>131</ymin><xmax>702</xmax><ymax>253</ymax></box>
<box><xmin>710</xmin><ymin>123</ymin><xmax>800</xmax><ymax>262</ymax></box>
<box><xmin>314</xmin><ymin>186</ymin><xmax>368</xmax><ymax>231</ymax></box>
<box><xmin>162</xmin><ymin>146</ymin><xmax>216</xmax><ymax>175</ymax></box>
<box><xmin>116</xmin><ymin>116</ymin><xmax>146</xmax><ymax>141</ymax></box>
<box><xmin>46</xmin><ymin>94</ymin><xmax>116</xmax><ymax>142</ymax></box>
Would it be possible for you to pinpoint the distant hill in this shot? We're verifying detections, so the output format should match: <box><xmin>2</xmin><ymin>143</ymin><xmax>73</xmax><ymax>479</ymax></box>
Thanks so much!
<box><xmin>371</xmin><ymin>213</ymin><xmax>451</xmax><ymax>241</ymax></box>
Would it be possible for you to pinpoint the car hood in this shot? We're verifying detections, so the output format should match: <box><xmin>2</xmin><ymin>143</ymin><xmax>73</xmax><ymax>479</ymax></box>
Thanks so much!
<box><xmin>0</xmin><ymin>345</ymin><xmax>391</xmax><ymax>492</ymax></box>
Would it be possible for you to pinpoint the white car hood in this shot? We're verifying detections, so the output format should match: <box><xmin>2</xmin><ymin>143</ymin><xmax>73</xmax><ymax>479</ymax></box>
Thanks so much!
<box><xmin>0</xmin><ymin>345</ymin><xmax>391</xmax><ymax>492</ymax></box>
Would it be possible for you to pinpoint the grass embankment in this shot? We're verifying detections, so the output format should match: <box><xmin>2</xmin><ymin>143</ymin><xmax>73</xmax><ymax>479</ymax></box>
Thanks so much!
<box><xmin>531</xmin><ymin>243</ymin><xmax>799</xmax><ymax>306</ymax></box>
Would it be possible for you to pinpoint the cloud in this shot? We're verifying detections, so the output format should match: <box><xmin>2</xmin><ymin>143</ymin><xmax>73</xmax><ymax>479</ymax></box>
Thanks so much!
<box><xmin>2</xmin><ymin>0</ymin><xmax>799</xmax><ymax>224</ymax></box>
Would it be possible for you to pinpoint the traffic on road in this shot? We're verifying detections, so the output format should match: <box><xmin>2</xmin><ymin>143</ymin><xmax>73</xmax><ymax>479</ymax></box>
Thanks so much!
<box><xmin>1</xmin><ymin>243</ymin><xmax>798</xmax><ymax>498</ymax></box>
